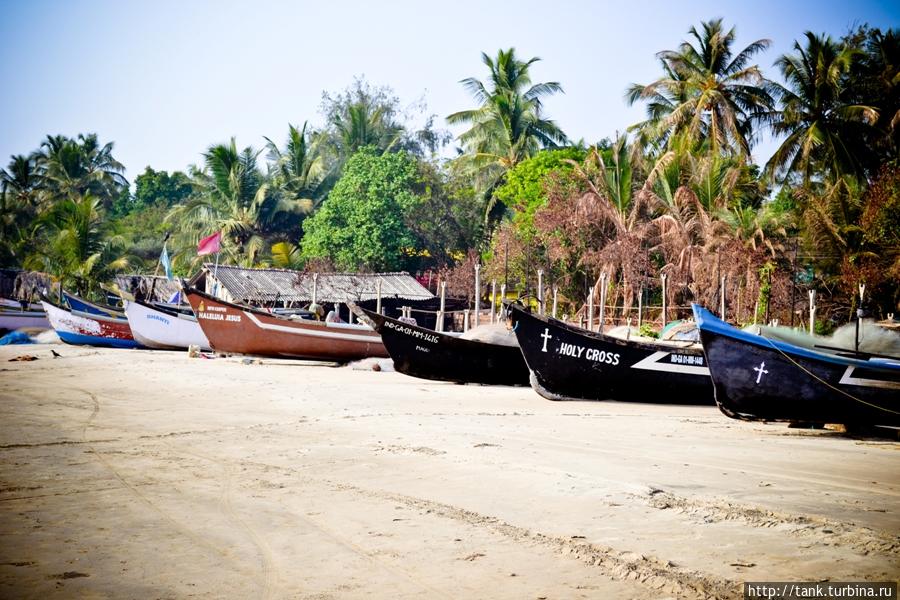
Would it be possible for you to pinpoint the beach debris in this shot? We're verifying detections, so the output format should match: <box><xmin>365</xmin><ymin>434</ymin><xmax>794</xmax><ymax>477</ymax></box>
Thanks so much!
<box><xmin>241</xmin><ymin>357</ymin><xmax>261</xmax><ymax>365</ymax></box>
<box><xmin>729</xmin><ymin>561</ymin><xmax>756</xmax><ymax>568</ymax></box>
<box><xmin>49</xmin><ymin>571</ymin><xmax>89</xmax><ymax>580</ymax></box>
<box><xmin>461</xmin><ymin>552</ymin><xmax>485</xmax><ymax>561</ymax></box>
<box><xmin>187</xmin><ymin>344</ymin><xmax>201</xmax><ymax>358</ymax></box>
<box><xmin>8</xmin><ymin>355</ymin><xmax>38</xmax><ymax>362</ymax></box>
<box><xmin>347</xmin><ymin>358</ymin><xmax>394</xmax><ymax>371</ymax></box>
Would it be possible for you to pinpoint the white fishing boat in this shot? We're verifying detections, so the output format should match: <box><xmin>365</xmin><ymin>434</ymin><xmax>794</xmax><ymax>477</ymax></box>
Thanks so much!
<box><xmin>124</xmin><ymin>299</ymin><xmax>211</xmax><ymax>351</ymax></box>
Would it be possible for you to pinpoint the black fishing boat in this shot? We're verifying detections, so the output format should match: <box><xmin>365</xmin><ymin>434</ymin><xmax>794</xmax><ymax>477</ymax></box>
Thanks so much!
<box><xmin>360</xmin><ymin>308</ymin><xmax>530</xmax><ymax>386</ymax></box>
<box><xmin>506</xmin><ymin>304</ymin><xmax>713</xmax><ymax>403</ymax></box>
<box><xmin>693</xmin><ymin>304</ymin><xmax>900</xmax><ymax>426</ymax></box>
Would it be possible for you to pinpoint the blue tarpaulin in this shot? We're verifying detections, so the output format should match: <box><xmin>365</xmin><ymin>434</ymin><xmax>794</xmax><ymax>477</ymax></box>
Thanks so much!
<box><xmin>0</xmin><ymin>331</ymin><xmax>33</xmax><ymax>345</ymax></box>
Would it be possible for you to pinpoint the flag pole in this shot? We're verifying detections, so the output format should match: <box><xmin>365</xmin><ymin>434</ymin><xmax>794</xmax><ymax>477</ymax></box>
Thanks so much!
<box><xmin>151</xmin><ymin>233</ymin><xmax>171</xmax><ymax>301</ymax></box>
<box><xmin>213</xmin><ymin>251</ymin><xmax>220</xmax><ymax>297</ymax></box>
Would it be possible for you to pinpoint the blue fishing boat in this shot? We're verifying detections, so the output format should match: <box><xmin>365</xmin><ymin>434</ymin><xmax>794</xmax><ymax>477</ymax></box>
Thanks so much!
<box><xmin>692</xmin><ymin>304</ymin><xmax>900</xmax><ymax>426</ymax></box>
<box><xmin>62</xmin><ymin>290</ymin><xmax>124</xmax><ymax>318</ymax></box>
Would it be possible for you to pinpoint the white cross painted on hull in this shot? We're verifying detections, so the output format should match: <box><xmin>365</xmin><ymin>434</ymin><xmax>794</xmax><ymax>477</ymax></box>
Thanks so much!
<box><xmin>752</xmin><ymin>361</ymin><xmax>769</xmax><ymax>384</ymax></box>
<box><xmin>540</xmin><ymin>328</ymin><xmax>552</xmax><ymax>353</ymax></box>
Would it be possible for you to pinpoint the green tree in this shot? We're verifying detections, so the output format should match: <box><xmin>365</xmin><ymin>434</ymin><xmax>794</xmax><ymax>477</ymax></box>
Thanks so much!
<box><xmin>34</xmin><ymin>133</ymin><xmax>128</xmax><ymax>208</ymax></box>
<box><xmin>404</xmin><ymin>160</ymin><xmax>485</xmax><ymax>267</ymax></box>
<box><xmin>448</xmin><ymin>48</ymin><xmax>568</xmax><ymax>220</ymax></box>
<box><xmin>264</xmin><ymin>122</ymin><xmax>327</xmax><ymax>240</ymax></box>
<box><xmin>494</xmin><ymin>147</ymin><xmax>586</xmax><ymax>237</ymax></box>
<box><xmin>24</xmin><ymin>194</ymin><xmax>132</xmax><ymax>296</ymax></box>
<box><xmin>0</xmin><ymin>154</ymin><xmax>42</xmax><ymax>264</ymax></box>
<box><xmin>167</xmin><ymin>139</ymin><xmax>276</xmax><ymax>267</ymax></box>
<box><xmin>842</xmin><ymin>26</ymin><xmax>900</xmax><ymax>174</ymax></box>
<box><xmin>765</xmin><ymin>32</ymin><xmax>879</xmax><ymax>183</ymax></box>
<box><xmin>626</xmin><ymin>19</ymin><xmax>773</xmax><ymax>158</ymax></box>
<box><xmin>134</xmin><ymin>167</ymin><xmax>192</xmax><ymax>209</ymax></box>
<box><xmin>300</xmin><ymin>148</ymin><xmax>424</xmax><ymax>271</ymax></box>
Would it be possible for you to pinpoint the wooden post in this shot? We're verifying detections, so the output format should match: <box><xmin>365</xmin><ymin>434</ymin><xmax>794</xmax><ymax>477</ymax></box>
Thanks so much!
<box><xmin>474</xmin><ymin>263</ymin><xmax>481</xmax><ymax>327</ymax></box>
<box><xmin>437</xmin><ymin>281</ymin><xmax>446</xmax><ymax>332</ymax></box>
<box><xmin>661</xmin><ymin>273</ymin><xmax>668</xmax><ymax>329</ymax></box>
<box><xmin>637</xmin><ymin>285</ymin><xmax>643</xmax><ymax>329</ymax></box>
<box><xmin>537</xmin><ymin>269</ymin><xmax>544</xmax><ymax>316</ymax></box>
<box><xmin>808</xmin><ymin>290</ymin><xmax>816</xmax><ymax>335</ymax></box>
<box><xmin>552</xmin><ymin>286</ymin><xmax>558</xmax><ymax>319</ymax></box>
<box><xmin>490</xmin><ymin>280</ymin><xmax>497</xmax><ymax>324</ymax></box>
<box><xmin>376</xmin><ymin>279</ymin><xmax>382</xmax><ymax>315</ymax></box>
<box><xmin>598</xmin><ymin>273</ymin><xmax>607</xmax><ymax>333</ymax></box>
<box><xmin>587</xmin><ymin>287</ymin><xmax>594</xmax><ymax>332</ymax></box>
<box><xmin>312</xmin><ymin>273</ymin><xmax>318</xmax><ymax>306</ymax></box>
<box><xmin>855</xmin><ymin>283</ymin><xmax>865</xmax><ymax>353</ymax></box>
<box><xmin>720</xmin><ymin>275</ymin><xmax>727</xmax><ymax>320</ymax></box>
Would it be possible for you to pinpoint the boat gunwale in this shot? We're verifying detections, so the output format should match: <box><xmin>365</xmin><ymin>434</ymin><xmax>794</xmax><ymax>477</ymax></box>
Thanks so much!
<box><xmin>360</xmin><ymin>307</ymin><xmax>519</xmax><ymax>350</ymax></box>
<box><xmin>507</xmin><ymin>303</ymin><xmax>702</xmax><ymax>353</ymax></box>
<box><xmin>692</xmin><ymin>304</ymin><xmax>900</xmax><ymax>371</ymax></box>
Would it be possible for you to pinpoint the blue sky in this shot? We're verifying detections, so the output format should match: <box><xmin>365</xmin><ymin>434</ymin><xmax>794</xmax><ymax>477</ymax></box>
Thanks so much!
<box><xmin>1</xmin><ymin>0</ymin><xmax>897</xmax><ymax>181</ymax></box>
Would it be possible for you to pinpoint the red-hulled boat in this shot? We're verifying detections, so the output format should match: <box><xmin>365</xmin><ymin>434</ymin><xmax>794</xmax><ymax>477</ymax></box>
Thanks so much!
<box><xmin>185</xmin><ymin>287</ymin><xmax>388</xmax><ymax>362</ymax></box>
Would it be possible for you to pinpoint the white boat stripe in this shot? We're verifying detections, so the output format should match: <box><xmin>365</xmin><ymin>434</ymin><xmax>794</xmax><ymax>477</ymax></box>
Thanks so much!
<box><xmin>245</xmin><ymin>312</ymin><xmax>379</xmax><ymax>344</ymax></box>
<box><xmin>838</xmin><ymin>366</ymin><xmax>900</xmax><ymax>390</ymax></box>
<box><xmin>630</xmin><ymin>350</ymin><xmax>710</xmax><ymax>376</ymax></box>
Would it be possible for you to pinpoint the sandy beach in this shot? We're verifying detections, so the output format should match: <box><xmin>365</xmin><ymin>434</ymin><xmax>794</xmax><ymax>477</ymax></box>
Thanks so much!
<box><xmin>0</xmin><ymin>344</ymin><xmax>897</xmax><ymax>599</ymax></box>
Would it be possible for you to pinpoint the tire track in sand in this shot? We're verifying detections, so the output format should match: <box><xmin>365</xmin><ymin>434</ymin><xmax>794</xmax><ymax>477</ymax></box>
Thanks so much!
<box><xmin>162</xmin><ymin>442</ymin><xmax>280</xmax><ymax>600</ymax></box>
<box><xmin>325</xmin><ymin>480</ymin><xmax>739</xmax><ymax>600</ymax></box>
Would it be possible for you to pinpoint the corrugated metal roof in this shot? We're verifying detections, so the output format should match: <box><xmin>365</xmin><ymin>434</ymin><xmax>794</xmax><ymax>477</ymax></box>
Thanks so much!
<box><xmin>203</xmin><ymin>264</ymin><xmax>433</xmax><ymax>304</ymax></box>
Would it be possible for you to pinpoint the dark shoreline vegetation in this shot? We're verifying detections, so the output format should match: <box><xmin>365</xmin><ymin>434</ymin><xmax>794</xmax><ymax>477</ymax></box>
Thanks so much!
<box><xmin>1</xmin><ymin>21</ymin><xmax>898</xmax><ymax>329</ymax></box>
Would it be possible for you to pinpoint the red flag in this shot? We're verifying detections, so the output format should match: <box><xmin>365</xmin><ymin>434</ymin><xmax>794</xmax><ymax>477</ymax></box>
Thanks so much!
<box><xmin>197</xmin><ymin>231</ymin><xmax>222</xmax><ymax>256</ymax></box>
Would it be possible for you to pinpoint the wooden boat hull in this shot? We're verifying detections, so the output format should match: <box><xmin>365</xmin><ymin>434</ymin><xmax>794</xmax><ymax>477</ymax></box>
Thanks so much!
<box><xmin>693</xmin><ymin>305</ymin><xmax>900</xmax><ymax>426</ymax></box>
<box><xmin>42</xmin><ymin>300</ymin><xmax>141</xmax><ymax>349</ymax></box>
<box><xmin>185</xmin><ymin>288</ymin><xmax>388</xmax><ymax>362</ymax></box>
<box><xmin>507</xmin><ymin>304</ymin><xmax>714</xmax><ymax>403</ymax></box>
<box><xmin>124</xmin><ymin>300</ymin><xmax>211</xmax><ymax>351</ymax></box>
<box><xmin>362</xmin><ymin>308</ymin><xmax>529</xmax><ymax>386</ymax></box>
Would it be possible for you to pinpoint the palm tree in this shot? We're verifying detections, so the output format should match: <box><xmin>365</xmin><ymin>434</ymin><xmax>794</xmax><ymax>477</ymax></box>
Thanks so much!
<box><xmin>24</xmin><ymin>194</ymin><xmax>132</xmax><ymax>295</ymax></box>
<box><xmin>448</xmin><ymin>48</ymin><xmax>568</xmax><ymax>219</ymax></box>
<box><xmin>167</xmin><ymin>139</ymin><xmax>272</xmax><ymax>267</ymax></box>
<box><xmin>34</xmin><ymin>134</ymin><xmax>128</xmax><ymax>208</ymax></box>
<box><xmin>264</xmin><ymin>122</ymin><xmax>326</xmax><ymax>208</ymax></box>
<box><xmin>316</xmin><ymin>85</ymin><xmax>406</xmax><ymax>183</ymax></box>
<box><xmin>264</xmin><ymin>123</ymin><xmax>330</xmax><ymax>241</ymax></box>
<box><xmin>567</xmin><ymin>137</ymin><xmax>653</xmax><ymax>314</ymax></box>
<box><xmin>765</xmin><ymin>32</ymin><xmax>879</xmax><ymax>183</ymax></box>
<box><xmin>1</xmin><ymin>154</ymin><xmax>42</xmax><ymax>263</ymax></box>
<box><xmin>626</xmin><ymin>19</ymin><xmax>773</xmax><ymax>158</ymax></box>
